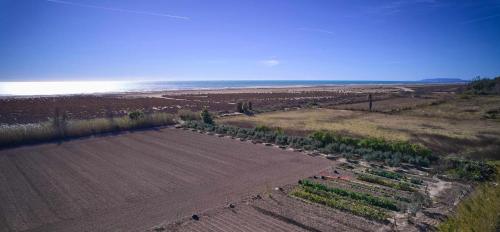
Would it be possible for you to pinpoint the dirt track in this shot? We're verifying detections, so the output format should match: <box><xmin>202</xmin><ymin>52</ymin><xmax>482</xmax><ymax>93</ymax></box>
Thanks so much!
<box><xmin>0</xmin><ymin>128</ymin><xmax>329</xmax><ymax>232</ymax></box>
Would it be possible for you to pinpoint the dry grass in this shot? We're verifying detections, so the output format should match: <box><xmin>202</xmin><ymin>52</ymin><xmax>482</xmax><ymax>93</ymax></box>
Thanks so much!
<box><xmin>0</xmin><ymin>112</ymin><xmax>175</xmax><ymax>147</ymax></box>
<box><xmin>438</xmin><ymin>161</ymin><xmax>500</xmax><ymax>232</ymax></box>
<box><xmin>401</xmin><ymin>95</ymin><xmax>500</xmax><ymax>121</ymax></box>
<box><xmin>220</xmin><ymin>108</ymin><xmax>499</xmax><ymax>141</ymax></box>
<box><xmin>219</xmin><ymin>98</ymin><xmax>500</xmax><ymax>157</ymax></box>
<box><xmin>332</xmin><ymin>96</ymin><xmax>441</xmax><ymax>113</ymax></box>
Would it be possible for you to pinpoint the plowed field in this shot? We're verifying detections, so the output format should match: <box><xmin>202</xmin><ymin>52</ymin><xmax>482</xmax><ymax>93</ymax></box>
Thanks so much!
<box><xmin>0</xmin><ymin>128</ymin><xmax>329</xmax><ymax>232</ymax></box>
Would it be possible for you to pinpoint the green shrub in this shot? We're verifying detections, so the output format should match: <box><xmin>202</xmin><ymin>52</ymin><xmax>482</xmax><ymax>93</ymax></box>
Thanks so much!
<box><xmin>200</xmin><ymin>108</ymin><xmax>214</xmax><ymax>124</ymax></box>
<box><xmin>128</xmin><ymin>110</ymin><xmax>144</xmax><ymax>120</ymax></box>
<box><xmin>443</xmin><ymin>158</ymin><xmax>497</xmax><ymax>182</ymax></box>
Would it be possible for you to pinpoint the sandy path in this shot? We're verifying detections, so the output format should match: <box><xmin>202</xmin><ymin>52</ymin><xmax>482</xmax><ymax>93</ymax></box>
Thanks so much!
<box><xmin>0</xmin><ymin>128</ymin><xmax>329</xmax><ymax>232</ymax></box>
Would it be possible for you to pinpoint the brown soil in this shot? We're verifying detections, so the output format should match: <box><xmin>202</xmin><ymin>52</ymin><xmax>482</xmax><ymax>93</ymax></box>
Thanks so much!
<box><xmin>164</xmin><ymin>188</ymin><xmax>390</xmax><ymax>232</ymax></box>
<box><xmin>0</xmin><ymin>128</ymin><xmax>329</xmax><ymax>232</ymax></box>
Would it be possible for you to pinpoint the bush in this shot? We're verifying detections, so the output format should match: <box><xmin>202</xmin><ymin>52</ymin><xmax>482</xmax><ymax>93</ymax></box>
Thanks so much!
<box><xmin>200</xmin><ymin>108</ymin><xmax>214</xmax><ymax>124</ymax></box>
<box><xmin>443</xmin><ymin>158</ymin><xmax>497</xmax><ymax>182</ymax></box>
<box><xmin>466</xmin><ymin>76</ymin><xmax>500</xmax><ymax>95</ymax></box>
<box><xmin>128</xmin><ymin>110</ymin><xmax>145</xmax><ymax>120</ymax></box>
<box><xmin>236</xmin><ymin>101</ymin><xmax>253</xmax><ymax>114</ymax></box>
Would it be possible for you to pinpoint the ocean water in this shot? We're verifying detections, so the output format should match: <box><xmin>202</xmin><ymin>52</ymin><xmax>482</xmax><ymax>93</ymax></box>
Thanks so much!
<box><xmin>0</xmin><ymin>80</ymin><xmax>462</xmax><ymax>96</ymax></box>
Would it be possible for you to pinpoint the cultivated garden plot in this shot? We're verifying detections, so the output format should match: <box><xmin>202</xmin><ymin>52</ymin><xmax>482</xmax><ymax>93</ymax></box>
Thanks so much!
<box><xmin>162</xmin><ymin>122</ymin><xmax>473</xmax><ymax>232</ymax></box>
<box><xmin>162</xmin><ymin>160</ymin><xmax>468</xmax><ymax>232</ymax></box>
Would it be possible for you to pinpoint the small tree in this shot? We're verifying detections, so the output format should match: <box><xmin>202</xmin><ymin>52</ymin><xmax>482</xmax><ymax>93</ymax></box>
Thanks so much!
<box><xmin>200</xmin><ymin>108</ymin><xmax>214</xmax><ymax>124</ymax></box>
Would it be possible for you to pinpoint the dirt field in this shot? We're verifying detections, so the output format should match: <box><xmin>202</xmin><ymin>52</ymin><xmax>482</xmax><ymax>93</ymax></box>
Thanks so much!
<box><xmin>0</xmin><ymin>128</ymin><xmax>329</xmax><ymax>232</ymax></box>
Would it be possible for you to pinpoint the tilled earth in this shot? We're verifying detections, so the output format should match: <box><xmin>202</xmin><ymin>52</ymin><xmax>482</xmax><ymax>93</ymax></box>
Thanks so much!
<box><xmin>0</xmin><ymin>128</ymin><xmax>329</xmax><ymax>232</ymax></box>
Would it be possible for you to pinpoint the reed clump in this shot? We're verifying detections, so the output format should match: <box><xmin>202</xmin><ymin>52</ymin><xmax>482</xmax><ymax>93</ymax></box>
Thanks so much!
<box><xmin>0</xmin><ymin>112</ymin><xmax>175</xmax><ymax>148</ymax></box>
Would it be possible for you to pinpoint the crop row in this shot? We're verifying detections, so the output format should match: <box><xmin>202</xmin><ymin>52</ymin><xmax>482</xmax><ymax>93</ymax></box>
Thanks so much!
<box><xmin>299</xmin><ymin>180</ymin><xmax>399</xmax><ymax>211</ymax></box>
<box><xmin>357</xmin><ymin>174</ymin><xmax>416</xmax><ymax>192</ymax></box>
<box><xmin>291</xmin><ymin>186</ymin><xmax>388</xmax><ymax>222</ymax></box>
<box><xmin>367</xmin><ymin>169</ymin><xmax>424</xmax><ymax>185</ymax></box>
<box><xmin>183</xmin><ymin>121</ymin><xmax>433</xmax><ymax>167</ymax></box>
<box><xmin>322</xmin><ymin>177</ymin><xmax>412</xmax><ymax>203</ymax></box>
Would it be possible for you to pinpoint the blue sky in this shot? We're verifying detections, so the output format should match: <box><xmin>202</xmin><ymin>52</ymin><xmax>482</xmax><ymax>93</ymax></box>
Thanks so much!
<box><xmin>0</xmin><ymin>0</ymin><xmax>499</xmax><ymax>81</ymax></box>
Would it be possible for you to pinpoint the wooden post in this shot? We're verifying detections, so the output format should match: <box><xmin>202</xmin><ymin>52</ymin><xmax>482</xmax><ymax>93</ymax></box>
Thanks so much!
<box><xmin>368</xmin><ymin>94</ymin><xmax>373</xmax><ymax>112</ymax></box>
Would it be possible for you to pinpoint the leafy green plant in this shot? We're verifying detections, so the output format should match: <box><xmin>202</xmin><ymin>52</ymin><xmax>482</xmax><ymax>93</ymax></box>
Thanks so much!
<box><xmin>291</xmin><ymin>187</ymin><xmax>388</xmax><ymax>222</ymax></box>
<box><xmin>300</xmin><ymin>180</ymin><xmax>399</xmax><ymax>211</ymax></box>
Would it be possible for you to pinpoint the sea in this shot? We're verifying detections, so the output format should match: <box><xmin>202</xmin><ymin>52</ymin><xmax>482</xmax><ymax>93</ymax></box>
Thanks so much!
<box><xmin>0</xmin><ymin>80</ymin><xmax>466</xmax><ymax>96</ymax></box>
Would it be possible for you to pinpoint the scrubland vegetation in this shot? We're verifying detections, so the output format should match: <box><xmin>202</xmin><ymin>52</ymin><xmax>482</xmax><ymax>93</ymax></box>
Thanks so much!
<box><xmin>465</xmin><ymin>76</ymin><xmax>500</xmax><ymax>95</ymax></box>
<box><xmin>438</xmin><ymin>162</ymin><xmax>500</xmax><ymax>232</ymax></box>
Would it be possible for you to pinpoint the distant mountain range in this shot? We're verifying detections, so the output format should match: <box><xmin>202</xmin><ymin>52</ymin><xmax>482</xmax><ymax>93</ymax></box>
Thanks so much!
<box><xmin>420</xmin><ymin>78</ymin><xmax>468</xmax><ymax>83</ymax></box>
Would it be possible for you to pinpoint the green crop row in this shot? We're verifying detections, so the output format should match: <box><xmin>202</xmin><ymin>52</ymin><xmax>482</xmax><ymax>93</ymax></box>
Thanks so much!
<box><xmin>300</xmin><ymin>180</ymin><xmax>399</xmax><ymax>211</ymax></box>
<box><xmin>367</xmin><ymin>169</ymin><xmax>424</xmax><ymax>185</ymax></box>
<box><xmin>292</xmin><ymin>187</ymin><xmax>388</xmax><ymax>222</ymax></box>
<box><xmin>357</xmin><ymin>174</ymin><xmax>415</xmax><ymax>192</ymax></box>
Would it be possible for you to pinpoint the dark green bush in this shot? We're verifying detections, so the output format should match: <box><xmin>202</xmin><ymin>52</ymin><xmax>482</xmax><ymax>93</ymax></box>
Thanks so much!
<box><xmin>200</xmin><ymin>108</ymin><xmax>214</xmax><ymax>124</ymax></box>
<box><xmin>128</xmin><ymin>110</ymin><xmax>144</xmax><ymax>120</ymax></box>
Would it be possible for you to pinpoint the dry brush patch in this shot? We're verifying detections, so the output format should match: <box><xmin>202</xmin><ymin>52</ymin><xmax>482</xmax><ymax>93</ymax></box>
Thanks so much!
<box><xmin>219</xmin><ymin>107</ymin><xmax>500</xmax><ymax>157</ymax></box>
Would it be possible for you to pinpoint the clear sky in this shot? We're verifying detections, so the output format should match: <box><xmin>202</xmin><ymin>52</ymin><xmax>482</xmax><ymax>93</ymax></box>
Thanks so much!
<box><xmin>0</xmin><ymin>0</ymin><xmax>499</xmax><ymax>81</ymax></box>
